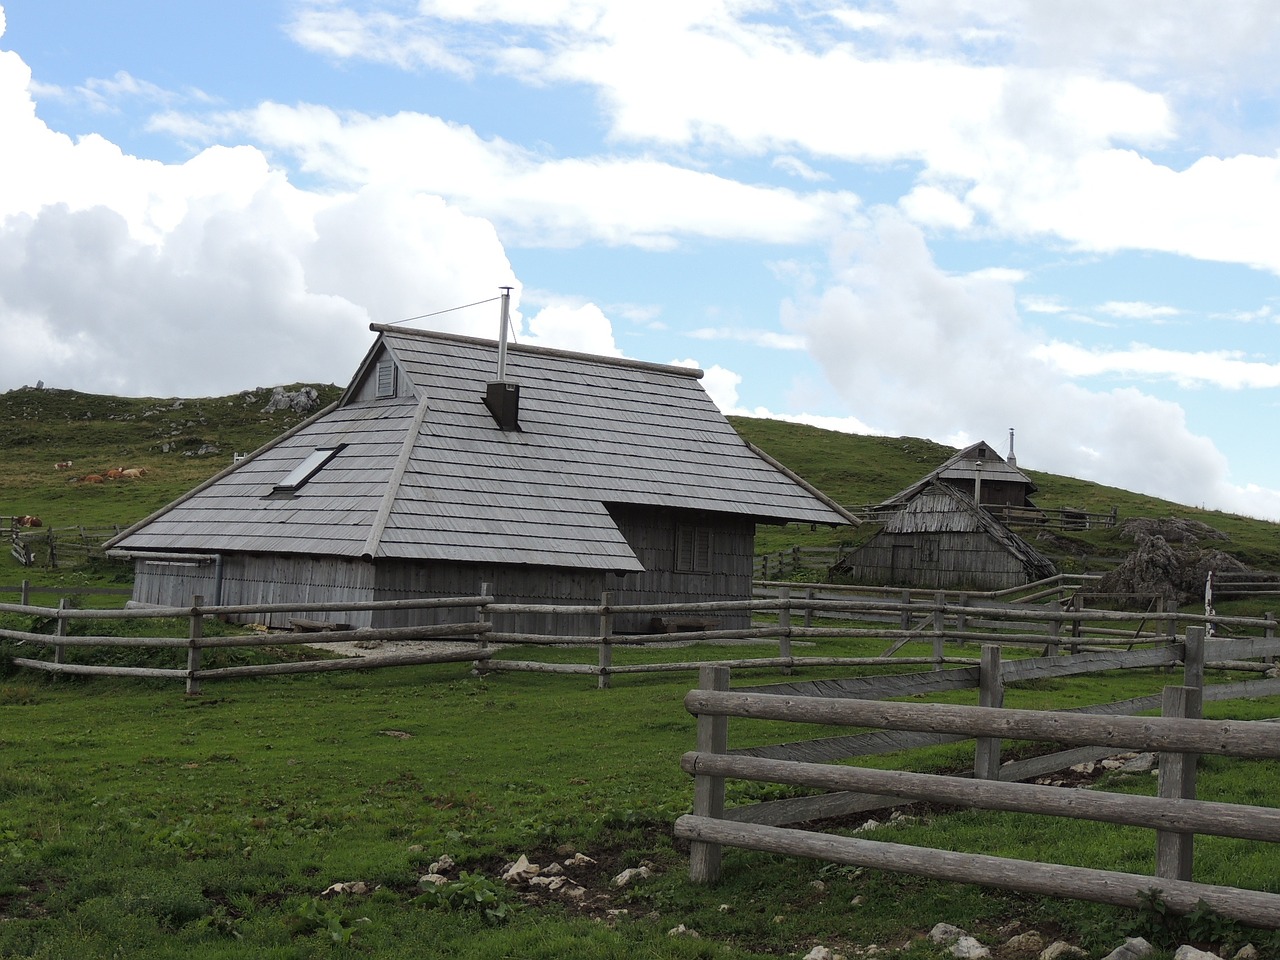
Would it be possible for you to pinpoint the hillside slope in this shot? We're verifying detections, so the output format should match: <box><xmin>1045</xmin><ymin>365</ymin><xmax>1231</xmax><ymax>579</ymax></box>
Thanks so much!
<box><xmin>3</xmin><ymin>388</ymin><xmax>1277</xmax><ymax>574</ymax></box>
<box><xmin>730</xmin><ymin>416</ymin><xmax>1280</xmax><ymax>572</ymax></box>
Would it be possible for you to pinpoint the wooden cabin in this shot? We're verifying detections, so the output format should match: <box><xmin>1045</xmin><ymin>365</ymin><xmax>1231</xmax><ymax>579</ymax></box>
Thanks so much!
<box><xmin>831</xmin><ymin>441</ymin><xmax>1056</xmax><ymax>590</ymax></box>
<box><xmin>107</xmin><ymin>325</ymin><xmax>853</xmax><ymax>634</ymax></box>
<box><xmin>880</xmin><ymin>439</ymin><xmax>1043</xmax><ymax>518</ymax></box>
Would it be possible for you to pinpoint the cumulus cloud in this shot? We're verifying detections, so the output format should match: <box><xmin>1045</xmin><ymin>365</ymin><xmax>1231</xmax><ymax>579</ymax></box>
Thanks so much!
<box><xmin>276</xmin><ymin>1</ymin><xmax>1280</xmax><ymax>279</ymax></box>
<box><xmin>0</xmin><ymin>46</ymin><xmax>517</xmax><ymax>396</ymax></box>
<box><xmin>793</xmin><ymin>208</ymin><xmax>1280</xmax><ymax>517</ymax></box>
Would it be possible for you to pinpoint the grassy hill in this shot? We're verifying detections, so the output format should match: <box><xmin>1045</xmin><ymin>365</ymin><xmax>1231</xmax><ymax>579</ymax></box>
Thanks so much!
<box><xmin>731</xmin><ymin>417</ymin><xmax>1280</xmax><ymax>572</ymax></box>
<box><xmin>4</xmin><ymin>385</ymin><xmax>1279</xmax><ymax>576</ymax></box>
<box><xmin>0</xmin><ymin>383</ymin><xmax>343</xmax><ymax>534</ymax></box>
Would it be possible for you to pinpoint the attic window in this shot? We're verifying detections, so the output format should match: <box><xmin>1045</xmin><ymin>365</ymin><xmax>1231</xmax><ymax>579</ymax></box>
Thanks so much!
<box><xmin>675</xmin><ymin>525</ymin><xmax>714</xmax><ymax>573</ymax></box>
<box><xmin>274</xmin><ymin>444</ymin><xmax>345</xmax><ymax>492</ymax></box>
<box><xmin>375</xmin><ymin>360</ymin><xmax>397</xmax><ymax>398</ymax></box>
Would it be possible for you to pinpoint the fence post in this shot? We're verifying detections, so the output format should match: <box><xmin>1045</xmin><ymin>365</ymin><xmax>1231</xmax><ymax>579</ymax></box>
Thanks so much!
<box><xmin>186</xmin><ymin>595</ymin><xmax>204</xmax><ymax>696</ymax></box>
<box><xmin>899</xmin><ymin>589</ymin><xmax>911</xmax><ymax>632</ymax></box>
<box><xmin>597</xmin><ymin>590</ymin><xmax>614</xmax><ymax>690</ymax></box>
<box><xmin>689</xmin><ymin>665</ymin><xmax>730</xmax><ymax>884</ymax></box>
<box><xmin>777</xmin><ymin>586</ymin><xmax>792</xmax><ymax>675</ymax></box>
<box><xmin>1046</xmin><ymin>602</ymin><xmax>1061</xmax><ymax>657</ymax></box>
<box><xmin>473</xmin><ymin>582</ymin><xmax>492</xmax><ymax>675</ymax></box>
<box><xmin>1156</xmin><ymin>683</ymin><xmax>1201</xmax><ymax>882</ymax></box>
<box><xmin>20</xmin><ymin>579</ymin><xmax>29</xmax><ymax>605</ymax></box>
<box><xmin>803</xmin><ymin>587</ymin><xmax>814</xmax><ymax>630</ymax></box>
<box><xmin>931</xmin><ymin>591</ymin><xmax>945</xmax><ymax>670</ymax></box>
<box><xmin>1265</xmin><ymin>613</ymin><xmax>1276</xmax><ymax>665</ymax></box>
<box><xmin>955</xmin><ymin>593</ymin><xmax>968</xmax><ymax>644</ymax></box>
<box><xmin>1069</xmin><ymin>593</ymin><xmax>1083</xmax><ymax>654</ymax></box>
<box><xmin>1182</xmin><ymin>624</ymin><xmax>1205</xmax><ymax>696</ymax></box>
<box><xmin>54</xmin><ymin>597</ymin><xmax>68</xmax><ymax>664</ymax></box>
<box><xmin>974</xmin><ymin>645</ymin><xmax>1004</xmax><ymax>780</ymax></box>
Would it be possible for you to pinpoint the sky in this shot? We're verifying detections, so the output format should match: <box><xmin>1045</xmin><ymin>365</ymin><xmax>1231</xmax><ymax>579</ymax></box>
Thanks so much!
<box><xmin>2</xmin><ymin>2</ymin><xmax>1280</xmax><ymax>521</ymax></box>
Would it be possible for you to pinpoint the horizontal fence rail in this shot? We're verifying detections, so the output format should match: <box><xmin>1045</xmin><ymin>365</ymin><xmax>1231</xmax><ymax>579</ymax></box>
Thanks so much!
<box><xmin>2</xmin><ymin>576</ymin><xmax>1278</xmax><ymax>693</ymax></box>
<box><xmin>676</xmin><ymin>629</ymin><xmax>1280</xmax><ymax>928</ymax></box>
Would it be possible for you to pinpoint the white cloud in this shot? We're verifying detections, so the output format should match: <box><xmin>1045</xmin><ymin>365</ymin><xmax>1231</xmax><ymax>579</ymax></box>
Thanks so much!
<box><xmin>793</xmin><ymin>207</ymin><xmax>1280</xmax><ymax>517</ymax></box>
<box><xmin>0</xmin><ymin>51</ymin><xmax>518</xmax><ymax>397</ymax></box>
<box><xmin>1096</xmin><ymin>300</ymin><xmax>1180</xmax><ymax>320</ymax></box>
<box><xmin>1033</xmin><ymin>341</ymin><xmax>1280</xmax><ymax>389</ymax></box>
<box><xmin>273</xmin><ymin>1</ymin><xmax>1280</xmax><ymax>279</ymax></box>
<box><xmin>899</xmin><ymin>184</ymin><xmax>974</xmax><ymax>230</ymax></box>
<box><xmin>522</xmin><ymin>300</ymin><xmax>622</xmax><ymax>356</ymax></box>
<box><xmin>688</xmin><ymin>327</ymin><xmax>807</xmax><ymax>350</ymax></box>
<box><xmin>178</xmin><ymin>101</ymin><xmax>863</xmax><ymax>250</ymax></box>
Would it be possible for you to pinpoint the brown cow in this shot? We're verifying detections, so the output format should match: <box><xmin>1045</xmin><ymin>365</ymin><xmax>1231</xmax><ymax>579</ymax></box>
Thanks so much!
<box><xmin>104</xmin><ymin>467</ymin><xmax>124</xmax><ymax>479</ymax></box>
<box><xmin>17</xmin><ymin>515</ymin><xmax>42</xmax><ymax>527</ymax></box>
<box><xmin>79</xmin><ymin>474</ymin><xmax>105</xmax><ymax>484</ymax></box>
<box><xmin>54</xmin><ymin>460</ymin><xmax>73</xmax><ymax>470</ymax></box>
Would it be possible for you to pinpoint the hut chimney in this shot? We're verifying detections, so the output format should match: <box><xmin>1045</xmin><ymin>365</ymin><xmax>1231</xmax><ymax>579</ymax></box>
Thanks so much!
<box><xmin>1007</xmin><ymin>427</ymin><xmax>1017</xmax><ymax>467</ymax></box>
<box><xmin>484</xmin><ymin>286</ymin><xmax>521</xmax><ymax>431</ymax></box>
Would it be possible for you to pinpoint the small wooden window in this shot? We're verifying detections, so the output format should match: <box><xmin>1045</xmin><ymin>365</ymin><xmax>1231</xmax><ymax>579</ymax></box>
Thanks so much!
<box><xmin>676</xmin><ymin>525</ymin><xmax>713</xmax><ymax>573</ymax></box>
<box><xmin>375</xmin><ymin>360</ymin><xmax>397</xmax><ymax>398</ymax></box>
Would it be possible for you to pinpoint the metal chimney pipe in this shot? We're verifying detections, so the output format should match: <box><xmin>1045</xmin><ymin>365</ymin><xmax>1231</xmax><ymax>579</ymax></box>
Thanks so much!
<box><xmin>497</xmin><ymin>286</ymin><xmax>512</xmax><ymax>380</ymax></box>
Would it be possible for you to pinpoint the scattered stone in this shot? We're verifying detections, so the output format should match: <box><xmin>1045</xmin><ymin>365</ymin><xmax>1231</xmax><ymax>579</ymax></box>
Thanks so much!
<box><xmin>502</xmin><ymin>855</ymin><xmax>539</xmax><ymax>883</ymax></box>
<box><xmin>855</xmin><ymin>818</ymin><xmax>882</xmax><ymax>833</ymax></box>
<box><xmin>263</xmin><ymin>385</ymin><xmax>321</xmax><ymax>414</ymax></box>
<box><xmin>606</xmin><ymin>909</ymin><xmax>629</xmax><ymax>918</ymax></box>
<box><xmin>418</xmin><ymin>873</ymin><xmax>448</xmax><ymax>888</ymax></box>
<box><xmin>1232</xmin><ymin>945</ymin><xmax>1259</xmax><ymax>960</ymax></box>
<box><xmin>1120</xmin><ymin>753</ymin><xmax>1158</xmax><ymax>773</ymax></box>
<box><xmin>929</xmin><ymin>923</ymin><xmax>968</xmax><ymax>945</ymax></box>
<box><xmin>429</xmin><ymin>854</ymin><xmax>455</xmax><ymax>874</ymax></box>
<box><xmin>1003</xmin><ymin>930</ymin><xmax>1044</xmax><ymax>953</ymax></box>
<box><xmin>1173</xmin><ymin>947</ymin><xmax>1224</xmax><ymax>960</ymax></box>
<box><xmin>564</xmin><ymin>852</ymin><xmax>595</xmax><ymax>867</ymax></box>
<box><xmin>321</xmin><ymin>881</ymin><xmax>368</xmax><ymax>896</ymax></box>
<box><xmin>849</xmin><ymin>895</ymin><xmax>866</xmax><ymax>906</ymax></box>
<box><xmin>1101</xmin><ymin>937</ymin><xmax>1154</xmax><ymax>960</ymax></box>
<box><xmin>948</xmin><ymin>936</ymin><xmax>989</xmax><ymax>959</ymax></box>
<box><xmin>718</xmin><ymin>903</ymin><xmax>733</xmax><ymax>913</ymax></box>
<box><xmin>810</xmin><ymin>880</ymin><xmax>827</xmax><ymax>892</ymax></box>
<box><xmin>542</xmin><ymin>862</ymin><xmax>565</xmax><ymax>876</ymax></box>
<box><xmin>667</xmin><ymin>923</ymin><xmax>699</xmax><ymax>937</ymax></box>
<box><xmin>612</xmin><ymin>866</ymin><xmax>652</xmax><ymax>887</ymax></box>
<box><xmin>1041</xmin><ymin>943</ymin><xmax>1088</xmax><ymax>960</ymax></box>
<box><xmin>561</xmin><ymin>883</ymin><xmax>586</xmax><ymax>899</ymax></box>
<box><xmin>804</xmin><ymin>947</ymin><xmax>843</xmax><ymax>960</ymax></box>
<box><xmin>379</xmin><ymin>729</ymin><xmax>411</xmax><ymax>738</ymax></box>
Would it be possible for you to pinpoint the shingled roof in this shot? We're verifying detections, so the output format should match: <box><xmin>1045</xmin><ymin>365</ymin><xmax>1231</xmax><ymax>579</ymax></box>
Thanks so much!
<box><xmin>879</xmin><ymin>439</ymin><xmax>1037</xmax><ymax>508</ymax></box>
<box><xmin>109</xmin><ymin>325</ymin><xmax>853</xmax><ymax>570</ymax></box>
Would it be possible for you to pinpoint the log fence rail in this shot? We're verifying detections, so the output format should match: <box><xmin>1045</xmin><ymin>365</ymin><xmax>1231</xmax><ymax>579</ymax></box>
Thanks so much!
<box><xmin>677</xmin><ymin>627</ymin><xmax>1280</xmax><ymax>928</ymax></box>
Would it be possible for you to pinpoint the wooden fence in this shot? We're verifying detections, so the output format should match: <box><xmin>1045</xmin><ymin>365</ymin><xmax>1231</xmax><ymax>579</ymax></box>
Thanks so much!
<box><xmin>844</xmin><ymin>503</ymin><xmax>1119</xmax><ymax>530</ymax></box>
<box><xmin>676</xmin><ymin>627</ymin><xmax>1280</xmax><ymax>927</ymax></box>
<box><xmin>8</xmin><ymin>524</ymin><xmax>125</xmax><ymax>568</ymax></box>
<box><xmin>2</xmin><ymin>576</ymin><xmax>1279</xmax><ymax>693</ymax></box>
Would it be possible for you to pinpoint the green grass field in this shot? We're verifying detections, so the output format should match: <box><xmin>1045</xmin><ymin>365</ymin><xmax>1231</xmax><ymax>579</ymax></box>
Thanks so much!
<box><xmin>5</xmin><ymin>386</ymin><xmax>1280</xmax><ymax>958</ymax></box>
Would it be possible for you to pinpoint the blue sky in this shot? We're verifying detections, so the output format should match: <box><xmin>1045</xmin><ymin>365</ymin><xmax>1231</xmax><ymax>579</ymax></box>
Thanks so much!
<box><xmin>2</xmin><ymin>2</ymin><xmax>1280</xmax><ymax>520</ymax></box>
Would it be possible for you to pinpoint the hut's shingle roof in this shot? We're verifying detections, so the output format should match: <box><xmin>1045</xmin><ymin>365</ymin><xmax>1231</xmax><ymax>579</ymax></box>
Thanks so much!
<box><xmin>110</xmin><ymin>326</ymin><xmax>852</xmax><ymax>569</ymax></box>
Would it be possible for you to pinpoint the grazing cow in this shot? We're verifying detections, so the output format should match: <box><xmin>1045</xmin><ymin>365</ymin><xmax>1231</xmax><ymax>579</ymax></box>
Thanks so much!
<box><xmin>54</xmin><ymin>460</ymin><xmax>73</xmax><ymax>470</ymax></box>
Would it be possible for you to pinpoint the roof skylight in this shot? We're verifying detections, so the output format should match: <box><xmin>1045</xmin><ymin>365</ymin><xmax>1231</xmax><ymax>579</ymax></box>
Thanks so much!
<box><xmin>274</xmin><ymin>445</ymin><xmax>345</xmax><ymax>492</ymax></box>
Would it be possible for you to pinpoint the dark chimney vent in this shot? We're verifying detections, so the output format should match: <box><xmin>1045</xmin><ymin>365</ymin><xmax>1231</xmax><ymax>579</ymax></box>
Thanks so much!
<box><xmin>484</xmin><ymin>380</ymin><xmax>520</xmax><ymax>431</ymax></box>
